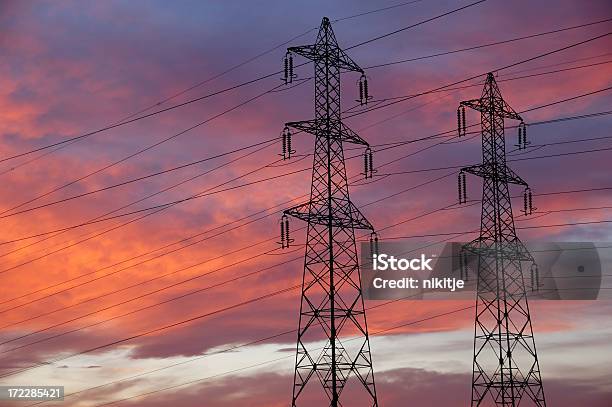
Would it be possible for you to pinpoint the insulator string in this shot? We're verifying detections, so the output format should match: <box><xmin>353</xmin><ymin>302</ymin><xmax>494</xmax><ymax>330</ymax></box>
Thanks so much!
<box><xmin>457</xmin><ymin>106</ymin><xmax>466</xmax><ymax>137</ymax></box>
<box><xmin>457</xmin><ymin>108</ymin><xmax>462</xmax><ymax>137</ymax></box>
<box><xmin>359</xmin><ymin>80</ymin><xmax>364</xmax><ymax>103</ymax></box>
<box><xmin>279</xmin><ymin>214</ymin><xmax>292</xmax><ymax>249</ymax></box>
<box><xmin>283</xmin><ymin>52</ymin><xmax>295</xmax><ymax>84</ymax></box>
<box><xmin>280</xmin><ymin>215</ymin><xmax>286</xmax><ymax>248</ymax></box>
<box><xmin>357</xmin><ymin>74</ymin><xmax>372</xmax><ymax>106</ymax></box>
<box><xmin>458</xmin><ymin>171</ymin><xmax>467</xmax><ymax>204</ymax></box>
<box><xmin>280</xmin><ymin>126</ymin><xmax>294</xmax><ymax>160</ymax></box>
<box><xmin>284</xmin><ymin>55</ymin><xmax>289</xmax><ymax>84</ymax></box>
<box><xmin>370</xmin><ymin>232</ymin><xmax>379</xmax><ymax>257</ymax></box>
<box><xmin>284</xmin><ymin>216</ymin><xmax>290</xmax><ymax>247</ymax></box>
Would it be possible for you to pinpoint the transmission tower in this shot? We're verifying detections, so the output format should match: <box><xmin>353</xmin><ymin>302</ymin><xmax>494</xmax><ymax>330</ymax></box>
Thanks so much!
<box><xmin>279</xmin><ymin>17</ymin><xmax>378</xmax><ymax>407</ymax></box>
<box><xmin>457</xmin><ymin>73</ymin><xmax>546</xmax><ymax>406</ymax></box>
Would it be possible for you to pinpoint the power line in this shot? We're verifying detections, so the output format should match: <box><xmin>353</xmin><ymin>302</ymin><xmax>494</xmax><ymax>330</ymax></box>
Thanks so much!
<box><xmin>374</xmin><ymin>145</ymin><xmax>612</xmax><ymax>177</ymax></box>
<box><xmin>515</xmin><ymin>206</ymin><xmax>606</xmax><ymax>222</ymax></box>
<box><xmin>0</xmin><ymin>167</ymin><xmax>310</xmax><ymax>240</ymax></box>
<box><xmin>508</xmin><ymin>134</ymin><xmax>612</xmax><ymax>155</ymax></box>
<box><xmin>347</xmin><ymin>31</ymin><xmax>611</xmax><ymax>118</ymax></box>
<box><xmin>0</xmin><ymin>0</ymin><xmax>505</xmax><ymax>240</ymax></box>
<box><xmin>520</xmin><ymin>86</ymin><xmax>612</xmax><ymax>113</ymax></box>
<box><xmin>345</xmin><ymin>0</ymin><xmax>487</xmax><ymax>50</ymax></box>
<box><xmin>0</xmin><ymin>47</ymin><xmax>604</xmax><ymax>318</ymax></box>
<box><xmin>94</xmin><ymin>306</ymin><xmax>480</xmax><ymax>407</ymax></box>
<box><xmin>0</xmin><ymin>128</ymin><xmax>596</xmax><ymax>289</ymax></box>
<box><xmin>20</xmin><ymin>230</ymin><xmax>612</xmax><ymax>405</ymax></box>
<box><xmin>0</xmin><ymin>80</ymin><xmax>295</xmax><ymax>218</ymax></box>
<box><xmin>0</xmin><ymin>138</ymin><xmax>276</xmax><ymax>219</ymax></box>
<box><xmin>0</xmin><ymin>173</ymin><xmax>456</xmax><ymax>330</ymax></box>
<box><xmin>0</xmin><ymin>2</ymin><xmax>507</xmax><ymax>266</ymax></box>
<box><xmin>501</xmin><ymin>51</ymin><xmax>612</xmax><ymax>76</ymax></box>
<box><xmin>0</xmin><ymin>283</ymin><xmax>303</xmax><ymax>380</ymax></box>
<box><xmin>0</xmin><ymin>112</ymin><xmax>604</xmax><ymax>338</ymax></box>
<box><xmin>2</xmin><ymin>8</ymin><xmax>608</xmax><ymax>398</ymax></box>
<box><xmin>5</xmin><ymin>17</ymin><xmax>606</xmax><ymax>233</ymax></box>
<box><xmin>3</xmin><ymin>57</ymin><xmax>605</xmax><ymax>225</ymax></box>
<box><xmin>365</xmin><ymin>18</ymin><xmax>612</xmax><ymax>69</ymax></box>
<box><xmin>0</xmin><ymin>106</ymin><xmax>607</xmax><ymax>316</ymax></box>
<box><xmin>0</xmin><ymin>140</ymin><xmax>302</xmax><ymax>263</ymax></box>
<box><xmin>0</xmin><ymin>0</ymin><xmax>486</xmax><ymax>168</ymax></box>
<box><xmin>0</xmin><ymin>165</ymin><xmax>309</xmax><ymax>274</ymax></box>
<box><xmin>79</xmin><ymin>283</ymin><xmax>612</xmax><ymax>407</ymax></box>
<box><xmin>3</xmin><ymin>86</ymin><xmax>605</xmax><ymax>252</ymax></box>
<box><xmin>28</xmin><ymin>301</ymin><xmax>475</xmax><ymax>407</ymax></box>
<box><xmin>499</xmin><ymin>59</ymin><xmax>612</xmax><ymax>81</ymax></box>
<box><xmin>0</xmin><ymin>248</ymin><xmax>305</xmax><ymax>352</ymax></box>
<box><xmin>534</xmin><ymin>185</ymin><xmax>612</xmax><ymax>197</ymax></box>
<box><xmin>2</xmin><ymin>191</ymin><xmax>609</xmax><ymax>356</ymax></box>
<box><xmin>0</xmin><ymin>172</ymin><xmax>458</xmax><ymax>340</ymax></box>
<box><xmin>370</xmin><ymin>109</ymin><xmax>611</xmax><ymax>154</ymax></box>
<box><xmin>331</xmin><ymin>0</ymin><xmax>425</xmax><ymax>22</ymax></box>
<box><xmin>0</xmin><ymin>215</ymin><xmax>296</xmax><ymax>317</ymax></box>
<box><xmin>0</xmin><ymin>196</ymin><xmax>299</xmax><ymax>307</ymax></box>
<box><xmin>378</xmin><ymin>219</ymin><xmax>612</xmax><ymax>240</ymax></box>
<box><xmin>3</xmin><ymin>198</ymin><xmax>608</xmax><ymax>382</ymax></box>
<box><xmin>35</xmin><ymin>283</ymin><xmax>612</xmax><ymax>407</ymax></box>
<box><xmin>0</xmin><ymin>0</ymin><xmax>430</xmax><ymax>176</ymax></box>
<box><xmin>359</xmin><ymin>59</ymin><xmax>612</xmax><ymax>108</ymax></box>
<box><xmin>0</xmin><ymin>105</ymin><xmax>596</xmax><ymax>322</ymax></box>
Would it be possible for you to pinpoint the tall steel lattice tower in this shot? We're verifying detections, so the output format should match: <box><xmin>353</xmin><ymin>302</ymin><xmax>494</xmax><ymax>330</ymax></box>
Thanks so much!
<box><xmin>458</xmin><ymin>73</ymin><xmax>546</xmax><ymax>407</ymax></box>
<box><xmin>280</xmin><ymin>17</ymin><xmax>378</xmax><ymax>407</ymax></box>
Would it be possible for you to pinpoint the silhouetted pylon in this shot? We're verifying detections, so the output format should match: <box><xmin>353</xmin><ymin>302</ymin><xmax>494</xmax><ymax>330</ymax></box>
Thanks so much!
<box><xmin>279</xmin><ymin>17</ymin><xmax>378</xmax><ymax>407</ymax></box>
<box><xmin>458</xmin><ymin>73</ymin><xmax>546</xmax><ymax>406</ymax></box>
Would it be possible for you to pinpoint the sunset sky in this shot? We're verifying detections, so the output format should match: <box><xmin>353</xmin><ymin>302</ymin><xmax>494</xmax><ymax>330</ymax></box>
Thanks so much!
<box><xmin>0</xmin><ymin>0</ymin><xmax>611</xmax><ymax>406</ymax></box>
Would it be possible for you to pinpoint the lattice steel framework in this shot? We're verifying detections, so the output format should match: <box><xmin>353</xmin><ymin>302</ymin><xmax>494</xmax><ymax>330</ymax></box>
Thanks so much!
<box><xmin>283</xmin><ymin>17</ymin><xmax>378</xmax><ymax>407</ymax></box>
<box><xmin>460</xmin><ymin>73</ymin><xmax>546</xmax><ymax>406</ymax></box>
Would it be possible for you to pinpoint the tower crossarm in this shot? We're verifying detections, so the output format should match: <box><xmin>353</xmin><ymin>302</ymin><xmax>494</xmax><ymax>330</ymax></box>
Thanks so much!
<box><xmin>289</xmin><ymin>44</ymin><xmax>364</xmax><ymax>73</ymax></box>
<box><xmin>459</xmin><ymin>72</ymin><xmax>546</xmax><ymax>407</ymax></box>
<box><xmin>286</xmin><ymin>119</ymin><xmax>369</xmax><ymax>146</ymax></box>
<box><xmin>461</xmin><ymin>98</ymin><xmax>522</xmax><ymax>121</ymax></box>
<box><xmin>283</xmin><ymin>17</ymin><xmax>379</xmax><ymax>406</ymax></box>
<box><xmin>288</xmin><ymin>18</ymin><xmax>363</xmax><ymax>74</ymax></box>
<box><xmin>463</xmin><ymin>237</ymin><xmax>533</xmax><ymax>262</ymax></box>
<box><xmin>460</xmin><ymin>74</ymin><xmax>523</xmax><ymax>121</ymax></box>
<box><xmin>462</xmin><ymin>163</ymin><xmax>528</xmax><ymax>187</ymax></box>
<box><xmin>284</xmin><ymin>200</ymin><xmax>374</xmax><ymax>231</ymax></box>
